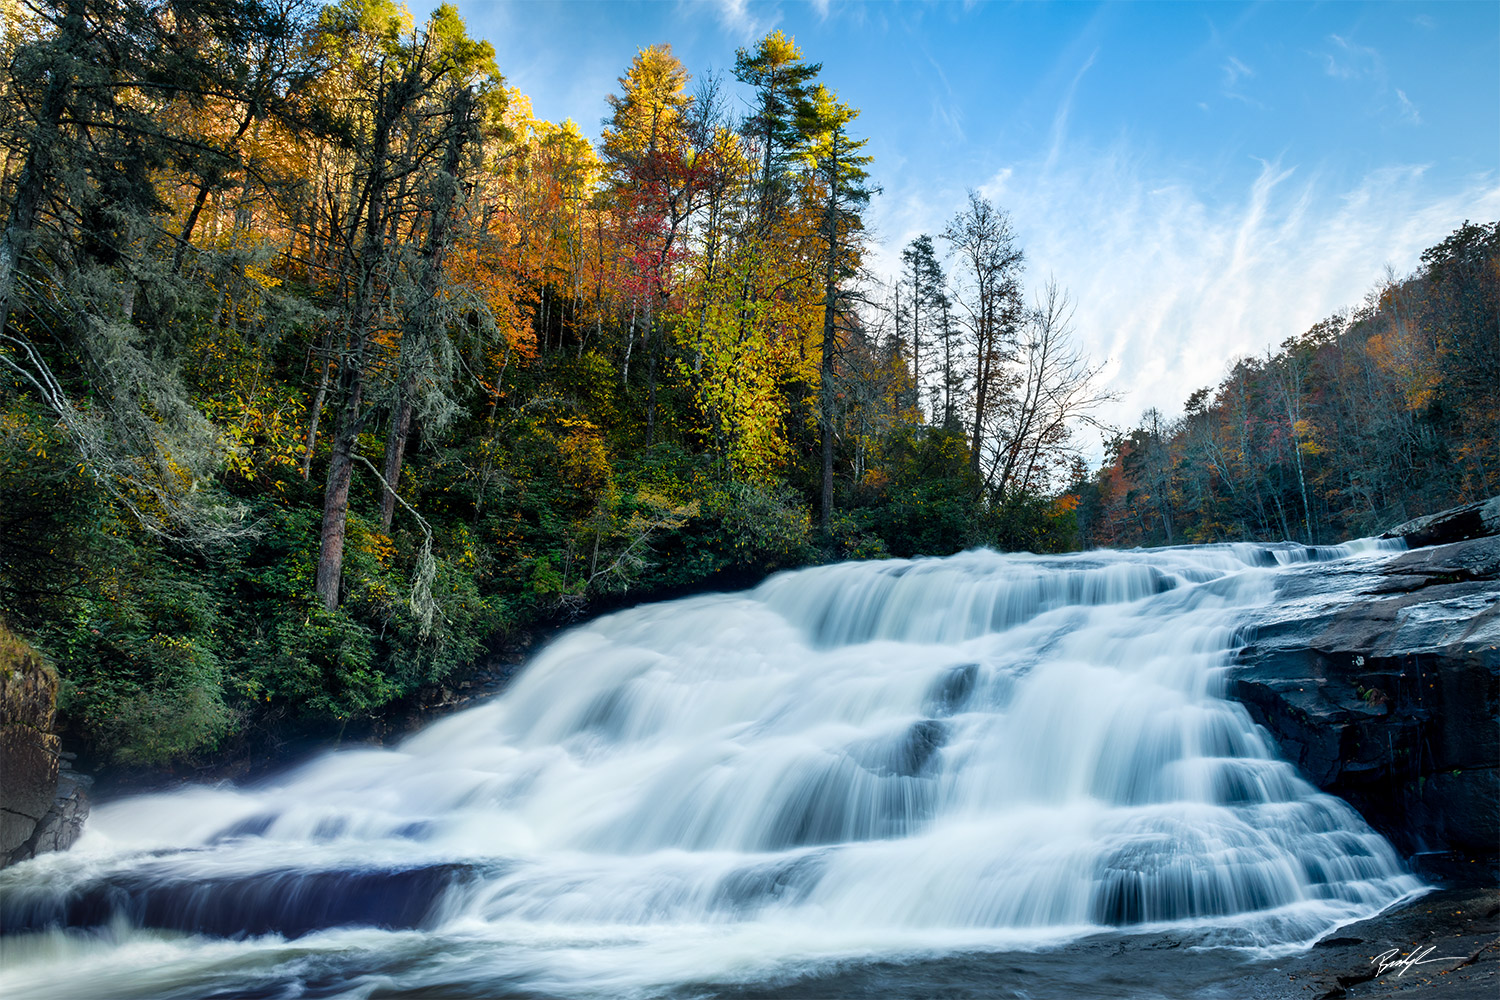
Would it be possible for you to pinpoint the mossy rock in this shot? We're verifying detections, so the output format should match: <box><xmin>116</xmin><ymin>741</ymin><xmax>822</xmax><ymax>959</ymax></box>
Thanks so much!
<box><xmin>1</xmin><ymin>622</ymin><xmax>62</xmax><ymax>858</ymax></box>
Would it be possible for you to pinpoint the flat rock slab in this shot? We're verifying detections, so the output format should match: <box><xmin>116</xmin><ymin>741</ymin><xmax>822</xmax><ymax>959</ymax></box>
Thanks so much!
<box><xmin>1284</xmin><ymin>879</ymin><xmax>1500</xmax><ymax>1000</ymax></box>
<box><xmin>689</xmin><ymin>879</ymin><xmax>1499</xmax><ymax>1000</ymax></box>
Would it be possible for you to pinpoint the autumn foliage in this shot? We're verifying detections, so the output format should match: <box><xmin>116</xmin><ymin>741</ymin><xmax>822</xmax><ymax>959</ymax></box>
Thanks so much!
<box><xmin>0</xmin><ymin>2</ymin><xmax>1489</xmax><ymax>770</ymax></box>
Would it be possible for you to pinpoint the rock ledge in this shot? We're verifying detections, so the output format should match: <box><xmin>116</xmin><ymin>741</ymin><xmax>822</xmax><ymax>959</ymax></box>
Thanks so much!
<box><xmin>1232</xmin><ymin>500</ymin><xmax>1500</xmax><ymax>859</ymax></box>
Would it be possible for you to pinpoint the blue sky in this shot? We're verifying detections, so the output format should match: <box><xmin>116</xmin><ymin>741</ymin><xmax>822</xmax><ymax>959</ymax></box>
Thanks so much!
<box><xmin>440</xmin><ymin>0</ymin><xmax>1498</xmax><ymax>447</ymax></box>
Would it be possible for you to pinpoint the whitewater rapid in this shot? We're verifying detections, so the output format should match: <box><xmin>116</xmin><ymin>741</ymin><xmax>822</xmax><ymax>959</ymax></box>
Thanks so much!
<box><xmin>0</xmin><ymin>541</ymin><xmax>1425</xmax><ymax>999</ymax></box>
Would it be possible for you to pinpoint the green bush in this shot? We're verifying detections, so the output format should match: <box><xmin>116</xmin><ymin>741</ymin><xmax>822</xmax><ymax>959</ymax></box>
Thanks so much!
<box><xmin>853</xmin><ymin>427</ymin><xmax>983</xmax><ymax>557</ymax></box>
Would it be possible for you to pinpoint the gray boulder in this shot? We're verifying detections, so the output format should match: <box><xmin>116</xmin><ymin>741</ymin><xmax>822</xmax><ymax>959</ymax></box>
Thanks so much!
<box><xmin>1</xmin><ymin>624</ymin><xmax>90</xmax><ymax>868</ymax></box>
<box><xmin>1382</xmin><ymin>494</ymin><xmax>1500</xmax><ymax>548</ymax></box>
<box><xmin>1231</xmin><ymin>524</ymin><xmax>1499</xmax><ymax>858</ymax></box>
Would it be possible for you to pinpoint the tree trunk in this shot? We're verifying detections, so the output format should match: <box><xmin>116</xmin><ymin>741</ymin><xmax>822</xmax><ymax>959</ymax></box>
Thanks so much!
<box><xmin>969</xmin><ymin>308</ymin><xmax>990</xmax><ymax>480</ymax></box>
<box><xmin>645</xmin><ymin>292</ymin><xmax>657</xmax><ymax>445</ymax></box>
<box><xmin>377</xmin><ymin>87</ymin><xmax>472</xmax><ymax>532</ymax></box>
<box><xmin>172</xmin><ymin>105</ymin><xmax>256</xmax><ymax>274</ymax></box>
<box><xmin>819</xmin><ymin>141</ymin><xmax>840</xmax><ymax>531</ymax></box>
<box><xmin>301</xmin><ymin>330</ymin><xmax>334</xmax><ymax>478</ymax></box>
<box><xmin>622</xmin><ymin>296</ymin><xmax>637</xmax><ymax>383</ymax></box>
<box><xmin>942</xmin><ymin>298</ymin><xmax>955</xmax><ymax>428</ymax></box>
<box><xmin>315</xmin><ymin>373</ymin><xmax>362</xmax><ymax>611</ymax></box>
<box><xmin>379</xmin><ymin>380</ymin><xmax>414</xmax><ymax>531</ymax></box>
<box><xmin>311</xmin><ymin>66</ymin><xmax>407</xmax><ymax>608</ymax></box>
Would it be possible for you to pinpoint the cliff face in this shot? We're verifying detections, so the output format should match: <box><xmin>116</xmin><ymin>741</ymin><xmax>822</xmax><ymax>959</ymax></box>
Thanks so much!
<box><xmin>1231</xmin><ymin>500</ymin><xmax>1500</xmax><ymax>860</ymax></box>
<box><xmin>1</xmin><ymin>624</ymin><xmax>89</xmax><ymax>868</ymax></box>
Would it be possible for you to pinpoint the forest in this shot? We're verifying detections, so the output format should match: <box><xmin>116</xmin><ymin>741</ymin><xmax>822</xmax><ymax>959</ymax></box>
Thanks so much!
<box><xmin>1078</xmin><ymin>220</ymin><xmax>1499</xmax><ymax>549</ymax></box>
<box><xmin>0</xmin><ymin>0</ymin><xmax>1494</xmax><ymax>771</ymax></box>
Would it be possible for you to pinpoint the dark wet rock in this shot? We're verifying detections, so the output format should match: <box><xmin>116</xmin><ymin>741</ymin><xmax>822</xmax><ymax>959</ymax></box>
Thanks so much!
<box><xmin>1382</xmin><ymin>495</ymin><xmax>1500</xmax><ymax>549</ymax></box>
<box><xmin>892</xmin><ymin>719</ymin><xmax>948</xmax><ymax>776</ymax></box>
<box><xmin>714</xmin><ymin>852</ymin><xmax>827</xmax><ymax>912</ymax></box>
<box><xmin>208</xmin><ymin>811</ymin><xmax>279</xmax><ymax>843</ymax></box>
<box><xmin>925</xmin><ymin>663</ymin><xmax>979</xmax><ymax>715</ymax></box>
<box><xmin>1</xmin><ymin>623</ymin><xmax>90</xmax><ymax>868</ymax></box>
<box><xmin>699</xmin><ymin>878</ymin><xmax>1499</xmax><ymax>1000</ymax></box>
<box><xmin>1282</xmin><ymin>872</ymin><xmax>1499</xmax><ymax>1000</ymax></box>
<box><xmin>1230</xmin><ymin>531</ymin><xmax>1500</xmax><ymax>859</ymax></box>
<box><xmin>16</xmin><ymin>768</ymin><xmax>92</xmax><ymax>861</ymax></box>
<box><xmin>0</xmin><ymin>862</ymin><xmax>477</xmax><ymax>938</ymax></box>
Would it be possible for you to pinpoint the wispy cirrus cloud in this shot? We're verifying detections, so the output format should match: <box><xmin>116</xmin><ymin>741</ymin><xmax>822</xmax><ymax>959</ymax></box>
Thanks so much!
<box><xmin>708</xmin><ymin>0</ymin><xmax>780</xmax><ymax>40</ymax></box>
<box><xmin>1316</xmin><ymin>32</ymin><xmax>1430</xmax><ymax>127</ymax></box>
<box><xmin>1222</xmin><ymin>55</ymin><xmax>1253</xmax><ymax>88</ymax></box>
<box><xmin>1218</xmin><ymin>55</ymin><xmax>1264</xmax><ymax>107</ymax></box>
<box><xmin>1045</xmin><ymin>50</ymin><xmax>1097</xmax><ymax>169</ymax></box>
<box><xmin>1395</xmin><ymin>89</ymin><xmax>1421</xmax><ymax>125</ymax></box>
<box><xmin>871</xmin><ymin>136</ymin><xmax>1499</xmax><ymax>455</ymax></box>
<box><xmin>999</xmin><ymin>152</ymin><xmax>1496</xmax><ymax>447</ymax></box>
<box><xmin>923</xmin><ymin>52</ymin><xmax>965</xmax><ymax>142</ymax></box>
<box><xmin>1321</xmin><ymin>33</ymin><xmax>1382</xmax><ymax>79</ymax></box>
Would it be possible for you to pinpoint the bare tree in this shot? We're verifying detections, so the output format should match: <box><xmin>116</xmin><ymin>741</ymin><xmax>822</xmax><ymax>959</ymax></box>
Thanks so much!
<box><xmin>1265</xmin><ymin>341</ymin><xmax>1314</xmax><ymax>543</ymax></box>
<box><xmin>982</xmin><ymin>279</ymin><xmax>1114</xmax><ymax>498</ymax></box>
<box><xmin>942</xmin><ymin>191</ymin><xmax>1024</xmax><ymax>481</ymax></box>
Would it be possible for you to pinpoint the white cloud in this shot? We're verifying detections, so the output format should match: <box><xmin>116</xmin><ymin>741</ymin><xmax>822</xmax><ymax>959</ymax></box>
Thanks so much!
<box><xmin>1322</xmin><ymin>34</ymin><xmax>1383</xmax><ymax>80</ymax></box>
<box><xmin>709</xmin><ymin>0</ymin><xmax>780</xmax><ymax>40</ymax></box>
<box><xmin>1222</xmin><ymin>55</ymin><xmax>1253</xmax><ymax>87</ymax></box>
<box><xmin>1013</xmin><ymin>155</ymin><xmax>1497</xmax><ymax>451</ymax></box>
<box><xmin>931</xmin><ymin>98</ymin><xmax>966</xmax><ymax>143</ymax></box>
<box><xmin>1046</xmin><ymin>50</ymin><xmax>1097</xmax><ymax>169</ymax></box>
<box><xmin>871</xmin><ymin>139</ymin><xmax>1500</xmax><ymax>460</ymax></box>
<box><xmin>1218</xmin><ymin>55</ymin><xmax>1265</xmax><ymax>108</ymax></box>
<box><xmin>1396</xmin><ymin>88</ymin><xmax>1421</xmax><ymax>125</ymax></box>
<box><xmin>924</xmin><ymin>52</ymin><xmax>965</xmax><ymax>142</ymax></box>
<box><xmin>1315</xmin><ymin>34</ymin><xmax>1423</xmax><ymax>128</ymax></box>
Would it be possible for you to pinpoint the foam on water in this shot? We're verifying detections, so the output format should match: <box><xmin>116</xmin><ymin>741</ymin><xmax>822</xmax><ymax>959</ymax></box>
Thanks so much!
<box><xmin>0</xmin><ymin>540</ymin><xmax>1424</xmax><ymax>999</ymax></box>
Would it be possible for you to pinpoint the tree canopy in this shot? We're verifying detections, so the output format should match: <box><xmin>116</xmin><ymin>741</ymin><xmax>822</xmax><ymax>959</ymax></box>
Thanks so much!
<box><xmin>0</xmin><ymin>3</ymin><xmax>1489</xmax><ymax>773</ymax></box>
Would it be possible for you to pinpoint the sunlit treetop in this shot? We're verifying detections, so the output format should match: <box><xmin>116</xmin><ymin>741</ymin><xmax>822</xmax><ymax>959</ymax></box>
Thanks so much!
<box><xmin>601</xmin><ymin>43</ymin><xmax>692</xmax><ymax>170</ymax></box>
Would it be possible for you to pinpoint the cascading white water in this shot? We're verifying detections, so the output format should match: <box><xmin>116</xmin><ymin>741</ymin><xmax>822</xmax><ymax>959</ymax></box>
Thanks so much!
<box><xmin>0</xmin><ymin>542</ymin><xmax>1425</xmax><ymax>1000</ymax></box>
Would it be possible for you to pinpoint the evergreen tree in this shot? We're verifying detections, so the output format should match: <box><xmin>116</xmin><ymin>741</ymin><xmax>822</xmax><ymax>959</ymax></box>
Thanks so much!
<box><xmin>898</xmin><ymin>233</ymin><xmax>946</xmax><ymax>416</ymax></box>
<box><xmin>801</xmin><ymin>84</ymin><xmax>872</xmax><ymax>529</ymax></box>
<box><xmin>733</xmin><ymin>29</ymin><xmax>820</xmax><ymax>230</ymax></box>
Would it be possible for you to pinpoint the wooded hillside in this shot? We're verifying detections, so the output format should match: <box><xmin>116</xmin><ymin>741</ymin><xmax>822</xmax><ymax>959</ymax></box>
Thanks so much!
<box><xmin>0</xmin><ymin>1</ymin><xmax>1100</xmax><ymax>768</ymax></box>
<box><xmin>1077</xmin><ymin>221</ymin><xmax>1498</xmax><ymax>548</ymax></box>
<box><xmin>0</xmin><ymin>1</ymin><xmax>1491</xmax><ymax>770</ymax></box>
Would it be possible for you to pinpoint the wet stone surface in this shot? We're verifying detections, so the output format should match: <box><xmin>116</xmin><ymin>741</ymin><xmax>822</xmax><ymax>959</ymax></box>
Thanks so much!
<box><xmin>695</xmin><ymin>868</ymin><xmax>1498</xmax><ymax>1000</ymax></box>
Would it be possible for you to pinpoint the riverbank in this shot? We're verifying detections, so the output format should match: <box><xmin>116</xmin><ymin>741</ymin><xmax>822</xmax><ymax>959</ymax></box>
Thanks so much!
<box><xmin>699</xmin><ymin>861</ymin><xmax>1498</xmax><ymax>1000</ymax></box>
<box><xmin>81</xmin><ymin>566</ymin><xmax>776</xmax><ymax>795</ymax></box>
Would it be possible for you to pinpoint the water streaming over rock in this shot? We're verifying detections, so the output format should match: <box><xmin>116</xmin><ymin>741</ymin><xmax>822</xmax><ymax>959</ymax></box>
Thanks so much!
<box><xmin>0</xmin><ymin>542</ymin><xmax>1426</xmax><ymax>999</ymax></box>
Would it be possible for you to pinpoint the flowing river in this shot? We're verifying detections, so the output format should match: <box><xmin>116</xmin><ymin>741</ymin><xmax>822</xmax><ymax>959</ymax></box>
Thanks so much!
<box><xmin>0</xmin><ymin>541</ymin><xmax>1427</xmax><ymax>999</ymax></box>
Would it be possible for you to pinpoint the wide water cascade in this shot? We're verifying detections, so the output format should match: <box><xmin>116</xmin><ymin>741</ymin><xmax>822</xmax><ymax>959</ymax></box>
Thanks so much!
<box><xmin>0</xmin><ymin>542</ymin><xmax>1426</xmax><ymax>999</ymax></box>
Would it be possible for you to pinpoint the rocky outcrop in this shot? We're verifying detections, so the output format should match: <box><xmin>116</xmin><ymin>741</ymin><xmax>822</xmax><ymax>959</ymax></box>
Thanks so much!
<box><xmin>1</xmin><ymin>623</ymin><xmax>89</xmax><ymax>868</ymax></box>
<box><xmin>1382</xmin><ymin>495</ymin><xmax>1500</xmax><ymax>549</ymax></box>
<box><xmin>1231</xmin><ymin>505</ymin><xmax>1500</xmax><ymax>859</ymax></box>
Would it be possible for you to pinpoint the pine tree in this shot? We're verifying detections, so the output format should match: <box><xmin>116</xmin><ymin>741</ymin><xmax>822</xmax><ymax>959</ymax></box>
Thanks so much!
<box><xmin>898</xmin><ymin>234</ymin><xmax>946</xmax><ymax>416</ymax></box>
<box><xmin>801</xmin><ymin>84</ymin><xmax>872</xmax><ymax>530</ymax></box>
<box><xmin>733</xmin><ymin>30</ymin><xmax>820</xmax><ymax>231</ymax></box>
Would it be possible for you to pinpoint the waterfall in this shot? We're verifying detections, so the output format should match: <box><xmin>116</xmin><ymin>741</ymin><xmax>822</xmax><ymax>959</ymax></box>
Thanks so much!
<box><xmin>0</xmin><ymin>542</ymin><xmax>1424</xmax><ymax>999</ymax></box>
